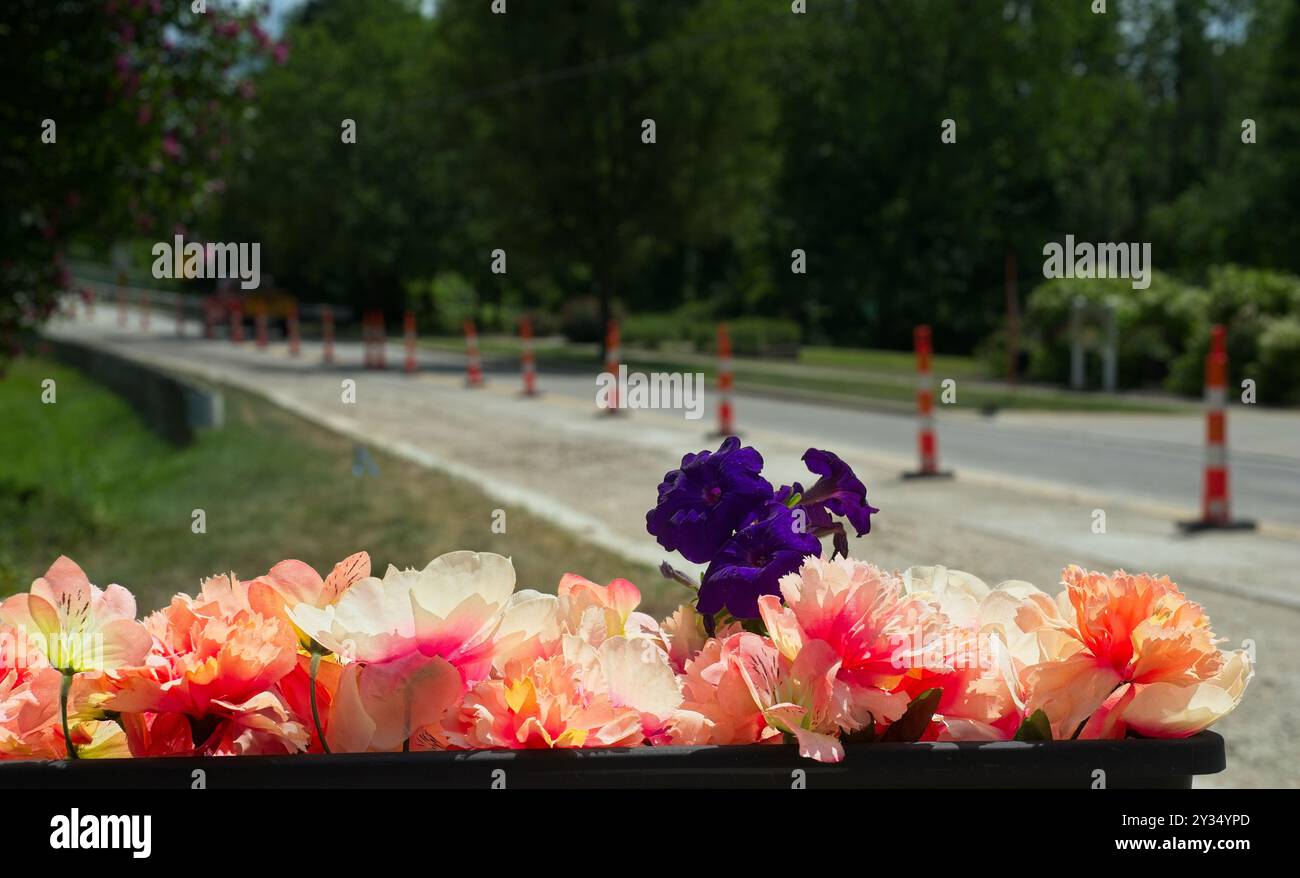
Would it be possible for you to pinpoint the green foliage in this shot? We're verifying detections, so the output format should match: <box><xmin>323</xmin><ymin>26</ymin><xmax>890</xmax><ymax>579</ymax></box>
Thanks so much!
<box><xmin>879</xmin><ymin>688</ymin><xmax>943</xmax><ymax>743</ymax></box>
<box><xmin>1024</xmin><ymin>273</ymin><xmax>1207</xmax><ymax>388</ymax></box>
<box><xmin>1013</xmin><ymin>709</ymin><xmax>1054</xmax><ymax>742</ymax></box>
<box><xmin>409</xmin><ymin>272</ymin><xmax>478</xmax><ymax>335</ymax></box>
<box><xmin>561</xmin><ymin>297</ymin><xmax>611</xmax><ymax>345</ymax></box>
<box><xmin>12</xmin><ymin>0</ymin><xmax>1300</xmax><ymax>372</ymax></box>
<box><xmin>623</xmin><ymin>310</ymin><xmax>800</xmax><ymax>357</ymax></box>
<box><xmin>725</xmin><ymin>317</ymin><xmax>801</xmax><ymax>357</ymax></box>
<box><xmin>0</xmin><ymin>357</ymin><xmax>665</xmax><ymax>612</ymax></box>
<box><xmin>1167</xmin><ymin>266</ymin><xmax>1300</xmax><ymax>400</ymax></box>
<box><xmin>1</xmin><ymin>0</ymin><xmax>269</xmax><ymax>365</ymax></box>
<box><xmin>1024</xmin><ymin>264</ymin><xmax>1300</xmax><ymax>403</ymax></box>
<box><xmin>1252</xmin><ymin>317</ymin><xmax>1300</xmax><ymax>406</ymax></box>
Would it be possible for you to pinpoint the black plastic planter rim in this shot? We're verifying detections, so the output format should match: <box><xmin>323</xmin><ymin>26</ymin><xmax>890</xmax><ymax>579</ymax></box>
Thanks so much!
<box><xmin>0</xmin><ymin>732</ymin><xmax>1225</xmax><ymax>789</ymax></box>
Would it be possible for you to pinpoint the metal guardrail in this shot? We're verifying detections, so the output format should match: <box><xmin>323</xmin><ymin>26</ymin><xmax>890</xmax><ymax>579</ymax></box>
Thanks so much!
<box><xmin>42</xmin><ymin>336</ymin><xmax>223</xmax><ymax>446</ymax></box>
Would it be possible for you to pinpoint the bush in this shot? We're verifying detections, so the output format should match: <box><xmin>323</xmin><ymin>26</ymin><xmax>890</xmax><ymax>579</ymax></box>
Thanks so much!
<box><xmin>560</xmin><ymin>296</ymin><xmax>610</xmax><ymax>344</ymax></box>
<box><xmin>1167</xmin><ymin>266</ymin><xmax>1300</xmax><ymax>397</ymax></box>
<box><xmin>621</xmin><ymin>310</ymin><xmax>801</xmax><ymax>357</ymax></box>
<box><xmin>1251</xmin><ymin>317</ymin><xmax>1300</xmax><ymax>405</ymax></box>
<box><xmin>724</xmin><ymin>317</ymin><xmax>801</xmax><ymax>357</ymax></box>
<box><xmin>1023</xmin><ymin>273</ymin><xmax>1207</xmax><ymax>389</ymax></box>
<box><xmin>623</xmin><ymin>313</ymin><xmax>687</xmax><ymax>350</ymax></box>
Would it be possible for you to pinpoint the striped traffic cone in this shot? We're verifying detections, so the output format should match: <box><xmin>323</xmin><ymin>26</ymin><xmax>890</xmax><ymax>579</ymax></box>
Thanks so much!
<box><xmin>403</xmin><ymin>310</ymin><xmax>417</xmax><ymax>374</ymax></box>
<box><xmin>464</xmin><ymin>319</ymin><xmax>484</xmax><ymax>387</ymax></box>
<box><xmin>117</xmin><ymin>271</ymin><xmax>128</xmax><ymax>328</ymax></box>
<box><xmin>254</xmin><ymin>303</ymin><xmax>268</xmax><ymax>350</ymax></box>
<box><xmin>603</xmin><ymin>318</ymin><xmax>622</xmax><ymax>415</ymax></box>
<box><xmin>712</xmin><ymin>322</ymin><xmax>736</xmax><ymax>436</ymax></box>
<box><xmin>903</xmin><ymin>325</ymin><xmax>953</xmax><ymax>479</ymax></box>
<box><xmin>1179</xmin><ymin>325</ymin><xmax>1255</xmax><ymax>532</ymax></box>
<box><xmin>288</xmin><ymin>302</ymin><xmax>301</xmax><ymax>357</ymax></box>
<box><xmin>373</xmin><ymin>312</ymin><xmax>387</xmax><ymax>369</ymax></box>
<box><xmin>520</xmin><ymin>315</ymin><xmax>538</xmax><ymax>396</ymax></box>
<box><xmin>321</xmin><ymin>306</ymin><xmax>335</xmax><ymax>364</ymax></box>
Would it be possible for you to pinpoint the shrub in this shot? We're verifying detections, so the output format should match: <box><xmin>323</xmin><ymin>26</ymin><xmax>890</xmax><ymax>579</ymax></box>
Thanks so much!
<box><xmin>1249</xmin><ymin>317</ymin><xmax>1300</xmax><ymax>405</ymax></box>
<box><xmin>1167</xmin><ymin>266</ymin><xmax>1300</xmax><ymax>398</ymax></box>
<box><xmin>560</xmin><ymin>296</ymin><xmax>610</xmax><ymax>344</ymax></box>
<box><xmin>724</xmin><ymin>317</ymin><xmax>801</xmax><ymax>357</ymax></box>
<box><xmin>1023</xmin><ymin>273</ymin><xmax>1207</xmax><ymax>389</ymax></box>
<box><xmin>623</xmin><ymin>313</ymin><xmax>687</xmax><ymax>350</ymax></box>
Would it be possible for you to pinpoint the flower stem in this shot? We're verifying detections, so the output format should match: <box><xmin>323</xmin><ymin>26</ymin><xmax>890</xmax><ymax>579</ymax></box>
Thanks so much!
<box><xmin>60</xmin><ymin>669</ymin><xmax>78</xmax><ymax>761</ymax></box>
<box><xmin>659</xmin><ymin>561</ymin><xmax>699</xmax><ymax>592</ymax></box>
<box><xmin>309</xmin><ymin>649</ymin><xmax>331</xmax><ymax>754</ymax></box>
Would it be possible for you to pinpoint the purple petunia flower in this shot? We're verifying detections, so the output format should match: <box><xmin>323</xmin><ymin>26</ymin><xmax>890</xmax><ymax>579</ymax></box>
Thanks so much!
<box><xmin>797</xmin><ymin>448</ymin><xmax>878</xmax><ymax>533</ymax></box>
<box><xmin>774</xmin><ymin>449</ymin><xmax>878</xmax><ymax>559</ymax></box>
<box><xmin>697</xmin><ymin>503</ymin><xmax>821</xmax><ymax>620</ymax></box>
<box><xmin>645</xmin><ymin>437</ymin><xmax>774</xmax><ymax>564</ymax></box>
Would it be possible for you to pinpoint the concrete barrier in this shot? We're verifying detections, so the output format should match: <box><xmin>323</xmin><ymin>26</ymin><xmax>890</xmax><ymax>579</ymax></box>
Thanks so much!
<box><xmin>43</xmin><ymin>336</ymin><xmax>223</xmax><ymax>446</ymax></box>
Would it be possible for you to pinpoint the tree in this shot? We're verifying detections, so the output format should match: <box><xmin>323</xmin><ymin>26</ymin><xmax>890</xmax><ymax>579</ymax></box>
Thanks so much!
<box><xmin>431</xmin><ymin>0</ymin><xmax>781</xmax><ymax>352</ymax></box>
<box><xmin>0</xmin><ymin>0</ymin><xmax>277</xmax><ymax>368</ymax></box>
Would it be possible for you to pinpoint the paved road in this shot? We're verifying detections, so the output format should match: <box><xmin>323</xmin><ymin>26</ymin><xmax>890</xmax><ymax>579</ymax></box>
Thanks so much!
<box><xmin>445</xmin><ymin>350</ymin><xmax>1300</xmax><ymax>528</ymax></box>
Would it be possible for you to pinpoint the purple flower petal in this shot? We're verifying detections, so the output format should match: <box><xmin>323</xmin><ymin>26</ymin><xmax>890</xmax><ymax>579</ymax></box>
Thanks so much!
<box><xmin>796</xmin><ymin>448</ymin><xmax>879</xmax><ymax>537</ymax></box>
<box><xmin>698</xmin><ymin>503</ymin><xmax>821</xmax><ymax>619</ymax></box>
<box><xmin>646</xmin><ymin>437</ymin><xmax>774</xmax><ymax>564</ymax></box>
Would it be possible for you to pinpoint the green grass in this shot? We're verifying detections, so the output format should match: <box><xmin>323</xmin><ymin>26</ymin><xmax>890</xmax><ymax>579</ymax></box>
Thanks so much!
<box><xmin>0</xmin><ymin>357</ymin><xmax>672</xmax><ymax>615</ymax></box>
<box><xmin>798</xmin><ymin>344</ymin><xmax>987</xmax><ymax>379</ymax></box>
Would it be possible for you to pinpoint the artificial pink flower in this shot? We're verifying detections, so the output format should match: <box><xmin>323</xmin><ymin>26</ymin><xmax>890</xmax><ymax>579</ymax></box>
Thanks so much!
<box><xmin>0</xmin><ymin>556</ymin><xmax>151</xmax><ymax>674</ymax></box>
<box><xmin>556</xmin><ymin>573</ymin><xmax>663</xmax><ymax>646</ymax></box>
<box><xmin>664</xmin><ymin>631</ymin><xmax>783</xmax><ymax>746</ymax></box>
<box><xmin>1018</xmin><ymin>567</ymin><xmax>1252</xmax><ymax>739</ymax></box>
<box><xmin>758</xmin><ymin>556</ymin><xmax>941</xmax><ymax>732</ymax></box>
<box><xmin>287</xmin><ymin>552</ymin><xmax>517</xmax><ymax>750</ymax></box>
<box><xmin>103</xmin><ymin>574</ymin><xmax>305</xmax><ymax>755</ymax></box>
<box><xmin>0</xmin><ymin>623</ymin><xmax>63</xmax><ymax>759</ymax></box>
<box><xmin>899</xmin><ymin>566</ymin><xmax>1024</xmax><ymax>740</ymax></box>
<box><xmin>438</xmin><ymin>635</ymin><xmax>680</xmax><ymax>750</ymax></box>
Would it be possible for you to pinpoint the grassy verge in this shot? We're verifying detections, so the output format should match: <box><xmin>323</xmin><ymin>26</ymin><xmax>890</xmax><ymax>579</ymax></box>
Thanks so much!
<box><xmin>0</xmin><ymin>356</ymin><xmax>672</xmax><ymax>615</ymax></box>
<box><xmin>421</xmin><ymin>336</ymin><xmax>1189</xmax><ymax>413</ymax></box>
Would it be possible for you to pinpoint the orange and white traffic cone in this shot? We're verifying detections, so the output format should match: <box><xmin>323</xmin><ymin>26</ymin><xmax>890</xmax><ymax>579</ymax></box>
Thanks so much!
<box><xmin>403</xmin><ymin>310</ymin><xmax>417</xmax><ymax>374</ymax></box>
<box><xmin>1179</xmin><ymin>325</ymin><xmax>1254</xmax><ymax>532</ymax></box>
<box><xmin>321</xmin><ymin>306</ymin><xmax>335</xmax><ymax>364</ymax></box>
<box><xmin>375</xmin><ymin>312</ymin><xmax>387</xmax><ymax>369</ymax></box>
<box><xmin>903</xmin><ymin>325</ymin><xmax>953</xmax><ymax>479</ymax></box>
<box><xmin>255</xmin><ymin>304</ymin><xmax>268</xmax><ymax>350</ymax></box>
<box><xmin>713</xmin><ymin>322</ymin><xmax>735</xmax><ymax>436</ymax></box>
<box><xmin>288</xmin><ymin>302</ymin><xmax>301</xmax><ymax>357</ymax></box>
<box><xmin>464</xmin><ymin>319</ymin><xmax>484</xmax><ymax>387</ymax></box>
<box><xmin>603</xmin><ymin>318</ymin><xmax>622</xmax><ymax>414</ymax></box>
<box><xmin>520</xmin><ymin>315</ymin><xmax>538</xmax><ymax>396</ymax></box>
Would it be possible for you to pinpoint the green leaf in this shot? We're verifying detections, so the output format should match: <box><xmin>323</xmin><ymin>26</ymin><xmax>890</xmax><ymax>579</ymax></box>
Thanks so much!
<box><xmin>842</xmin><ymin>718</ymin><xmax>877</xmax><ymax>744</ymax></box>
<box><xmin>1013</xmin><ymin>709</ymin><xmax>1053</xmax><ymax>742</ymax></box>
<box><xmin>880</xmin><ymin>687</ymin><xmax>942</xmax><ymax>743</ymax></box>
